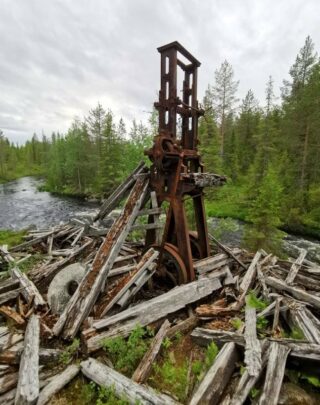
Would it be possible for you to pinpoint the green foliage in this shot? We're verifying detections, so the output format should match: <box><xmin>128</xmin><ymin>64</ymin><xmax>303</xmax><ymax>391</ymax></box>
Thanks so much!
<box><xmin>18</xmin><ymin>253</ymin><xmax>44</xmax><ymax>274</ymax></box>
<box><xmin>81</xmin><ymin>382</ymin><xmax>134</xmax><ymax>405</ymax></box>
<box><xmin>230</xmin><ymin>317</ymin><xmax>243</xmax><ymax>330</ymax></box>
<box><xmin>289</xmin><ymin>326</ymin><xmax>305</xmax><ymax>340</ymax></box>
<box><xmin>250</xmin><ymin>387</ymin><xmax>260</xmax><ymax>399</ymax></box>
<box><xmin>210</xmin><ymin>218</ymin><xmax>239</xmax><ymax>240</ymax></box>
<box><xmin>191</xmin><ymin>360</ymin><xmax>203</xmax><ymax>379</ymax></box>
<box><xmin>300</xmin><ymin>373</ymin><xmax>320</xmax><ymax>388</ymax></box>
<box><xmin>205</xmin><ymin>342</ymin><xmax>219</xmax><ymax>368</ymax></box>
<box><xmin>256</xmin><ymin>316</ymin><xmax>269</xmax><ymax>333</ymax></box>
<box><xmin>162</xmin><ymin>337</ymin><xmax>172</xmax><ymax>350</ymax></box>
<box><xmin>286</xmin><ymin>369</ymin><xmax>320</xmax><ymax>389</ymax></box>
<box><xmin>102</xmin><ymin>325</ymin><xmax>151</xmax><ymax>376</ymax></box>
<box><xmin>152</xmin><ymin>359</ymin><xmax>188</xmax><ymax>402</ymax></box>
<box><xmin>246</xmin><ymin>291</ymin><xmax>268</xmax><ymax>310</ymax></box>
<box><xmin>0</xmin><ymin>229</ymin><xmax>26</xmax><ymax>248</ymax></box>
<box><xmin>59</xmin><ymin>338</ymin><xmax>80</xmax><ymax>365</ymax></box>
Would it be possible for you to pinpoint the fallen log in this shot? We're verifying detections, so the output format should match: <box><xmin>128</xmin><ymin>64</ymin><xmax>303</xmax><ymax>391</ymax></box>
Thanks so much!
<box><xmin>83</xmin><ymin>275</ymin><xmax>222</xmax><ymax>353</ymax></box>
<box><xmin>258</xmin><ymin>342</ymin><xmax>290</xmax><ymax>405</ymax></box>
<box><xmin>285</xmin><ymin>249</ymin><xmax>307</xmax><ymax>285</ymax></box>
<box><xmin>132</xmin><ymin>319</ymin><xmax>170</xmax><ymax>384</ymax></box>
<box><xmin>53</xmin><ymin>176</ymin><xmax>150</xmax><ymax>339</ymax></box>
<box><xmin>15</xmin><ymin>314</ymin><xmax>40</xmax><ymax>405</ymax></box>
<box><xmin>166</xmin><ymin>315</ymin><xmax>198</xmax><ymax>339</ymax></box>
<box><xmin>237</xmin><ymin>251</ymin><xmax>262</xmax><ymax>306</ymax></box>
<box><xmin>81</xmin><ymin>357</ymin><xmax>178</xmax><ymax>404</ymax></box>
<box><xmin>189</xmin><ymin>342</ymin><xmax>239</xmax><ymax>405</ymax></box>
<box><xmin>0</xmin><ymin>348</ymin><xmax>62</xmax><ymax>365</ymax></box>
<box><xmin>265</xmin><ymin>276</ymin><xmax>320</xmax><ymax>309</ymax></box>
<box><xmin>37</xmin><ymin>364</ymin><xmax>80</xmax><ymax>405</ymax></box>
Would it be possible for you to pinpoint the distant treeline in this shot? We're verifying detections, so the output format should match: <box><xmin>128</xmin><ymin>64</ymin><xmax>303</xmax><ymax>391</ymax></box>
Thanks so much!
<box><xmin>1</xmin><ymin>36</ymin><xmax>320</xmax><ymax>251</ymax></box>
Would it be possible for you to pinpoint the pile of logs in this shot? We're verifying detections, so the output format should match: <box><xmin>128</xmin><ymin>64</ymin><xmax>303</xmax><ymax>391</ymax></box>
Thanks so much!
<box><xmin>1</xmin><ymin>163</ymin><xmax>320</xmax><ymax>404</ymax></box>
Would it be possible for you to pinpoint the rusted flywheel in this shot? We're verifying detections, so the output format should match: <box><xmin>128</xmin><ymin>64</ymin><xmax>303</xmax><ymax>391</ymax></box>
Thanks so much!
<box><xmin>152</xmin><ymin>243</ymin><xmax>188</xmax><ymax>286</ymax></box>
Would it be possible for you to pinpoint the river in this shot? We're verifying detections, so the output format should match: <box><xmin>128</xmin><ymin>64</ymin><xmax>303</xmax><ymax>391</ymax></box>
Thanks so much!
<box><xmin>0</xmin><ymin>177</ymin><xmax>98</xmax><ymax>230</ymax></box>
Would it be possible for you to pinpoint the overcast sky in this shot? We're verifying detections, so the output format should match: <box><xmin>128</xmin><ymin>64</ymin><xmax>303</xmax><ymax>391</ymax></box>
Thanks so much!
<box><xmin>1</xmin><ymin>0</ymin><xmax>319</xmax><ymax>144</ymax></box>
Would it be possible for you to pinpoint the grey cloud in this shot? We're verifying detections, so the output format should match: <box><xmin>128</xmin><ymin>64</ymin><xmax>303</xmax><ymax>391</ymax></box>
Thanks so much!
<box><xmin>0</xmin><ymin>0</ymin><xmax>319</xmax><ymax>143</ymax></box>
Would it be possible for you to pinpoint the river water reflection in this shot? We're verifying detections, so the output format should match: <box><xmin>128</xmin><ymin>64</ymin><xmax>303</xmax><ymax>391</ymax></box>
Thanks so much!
<box><xmin>0</xmin><ymin>177</ymin><xmax>98</xmax><ymax>230</ymax></box>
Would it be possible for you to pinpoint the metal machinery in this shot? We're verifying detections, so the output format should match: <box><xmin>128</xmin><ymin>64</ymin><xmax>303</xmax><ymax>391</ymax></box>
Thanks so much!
<box><xmin>145</xmin><ymin>41</ymin><xmax>216</xmax><ymax>285</ymax></box>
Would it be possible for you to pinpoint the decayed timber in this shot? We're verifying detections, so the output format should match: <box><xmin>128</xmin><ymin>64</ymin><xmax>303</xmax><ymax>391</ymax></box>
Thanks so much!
<box><xmin>181</xmin><ymin>172</ymin><xmax>227</xmax><ymax>187</ymax></box>
<box><xmin>285</xmin><ymin>249</ymin><xmax>307</xmax><ymax>285</ymax></box>
<box><xmin>10</xmin><ymin>230</ymin><xmax>56</xmax><ymax>252</ymax></box>
<box><xmin>244</xmin><ymin>302</ymin><xmax>261</xmax><ymax>377</ymax></box>
<box><xmin>83</xmin><ymin>276</ymin><xmax>222</xmax><ymax>353</ymax></box>
<box><xmin>265</xmin><ymin>276</ymin><xmax>320</xmax><ymax>309</ymax></box>
<box><xmin>53</xmin><ymin>176</ymin><xmax>150</xmax><ymax>339</ymax></box>
<box><xmin>132</xmin><ymin>319</ymin><xmax>170</xmax><ymax>383</ymax></box>
<box><xmin>229</xmin><ymin>341</ymin><xmax>270</xmax><ymax>405</ymax></box>
<box><xmin>100</xmin><ymin>248</ymin><xmax>159</xmax><ymax>316</ymax></box>
<box><xmin>258</xmin><ymin>342</ymin><xmax>290</xmax><ymax>405</ymax></box>
<box><xmin>0</xmin><ymin>279</ymin><xmax>20</xmax><ymax>295</ymax></box>
<box><xmin>81</xmin><ymin>357</ymin><xmax>178</xmax><ymax>404</ymax></box>
<box><xmin>37</xmin><ymin>364</ymin><xmax>80</xmax><ymax>405</ymax></box>
<box><xmin>0</xmin><ymin>348</ymin><xmax>62</xmax><ymax>365</ymax></box>
<box><xmin>0</xmin><ymin>289</ymin><xmax>23</xmax><ymax>306</ymax></box>
<box><xmin>208</xmin><ymin>233</ymin><xmax>247</xmax><ymax>270</ymax></box>
<box><xmin>0</xmin><ymin>372</ymin><xmax>18</xmax><ymax>394</ymax></box>
<box><xmin>95</xmin><ymin>161</ymin><xmax>146</xmax><ymax>221</ymax></box>
<box><xmin>0</xmin><ymin>306</ymin><xmax>25</xmax><ymax>326</ymax></box>
<box><xmin>189</xmin><ymin>342</ymin><xmax>239</xmax><ymax>405</ymax></box>
<box><xmin>194</xmin><ymin>249</ymin><xmax>242</xmax><ymax>275</ymax></box>
<box><xmin>237</xmin><ymin>251</ymin><xmax>262</xmax><ymax>306</ymax></box>
<box><xmin>288</xmin><ymin>305</ymin><xmax>320</xmax><ymax>344</ymax></box>
<box><xmin>167</xmin><ymin>315</ymin><xmax>198</xmax><ymax>339</ymax></box>
<box><xmin>15</xmin><ymin>314</ymin><xmax>40</xmax><ymax>405</ymax></box>
<box><xmin>10</xmin><ymin>267</ymin><xmax>45</xmax><ymax>307</ymax></box>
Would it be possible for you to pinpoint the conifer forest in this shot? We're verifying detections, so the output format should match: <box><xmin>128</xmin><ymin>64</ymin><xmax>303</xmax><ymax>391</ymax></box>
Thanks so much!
<box><xmin>1</xmin><ymin>36</ymin><xmax>320</xmax><ymax>252</ymax></box>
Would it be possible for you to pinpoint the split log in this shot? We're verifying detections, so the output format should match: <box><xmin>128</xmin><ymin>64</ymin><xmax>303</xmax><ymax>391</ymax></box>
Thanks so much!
<box><xmin>10</xmin><ymin>267</ymin><xmax>45</xmax><ymax>307</ymax></box>
<box><xmin>265</xmin><ymin>276</ymin><xmax>320</xmax><ymax>309</ymax></box>
<box><xmin>83</xmin><ymin>276</ymin><xmax>222</xmax><ymax>353</ymax></box>
<box><xmin>15</xmin><ymin>314</ymin><xmax>40</xmax><ymax>405</ymax></box>
<box><xmin>285</xmin><ymin>249</ymin><xmax>307</xmax><ymax>285</ymax></box>
<box><xmin>189</xmin><ymin>342</ymin><xmax>239</xmax><ymax>405</ymax></box>
<box><xmin>100</xmin><ymin>248</ymin><xmax>159</xmax><ymax>316</ymax></box>
<box><xmin>81</xmin><ymin>357</ymin><xmax>178</xmax><ymax>404</ymax></box>
<box><xmin>53</xmin><ymin>176</ymin><xmax>150</xmax><ymax>339</ymax></box>
<box><xmin>229</xmin><ymin>341</ymin><xmax>270</xmax><ymax>405</ymax></box>
<box><xmin>0</xmin><ymin>306</ymin><xmax>25</xmax><ymax>326</ymax></box>
<box><xmin>95</xmin><ymin>161</ymin><xmax>146</xmax><ymax>221</ymax></box>
<box><xmin>258</xmin><ymin>342</ymin><xmax>290</xmax><ymax>405</ymax></box>
<box><xmin>244</xmin><ymin>301</ymin><xmax>261</xmax><ymax>377</ymax></box>
<box><xmin>132</xmin><ymin>319</ymin><xmax>170</xmax><ymax>383</ymax></box>
<box><xmin>37</xmin><ymin>364</ymin><xmax>80</xmax><ymax>405</ymax></box>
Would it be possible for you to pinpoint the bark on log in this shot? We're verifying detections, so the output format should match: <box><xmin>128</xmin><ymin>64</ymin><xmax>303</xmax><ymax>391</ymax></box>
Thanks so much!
<box><xmin>132</xmin><ymin>319</ymin><xmax>170</xmax><ymax>384</ymax></box>
<box><xmin>80</xmin><ymin>357</ymin><xmax>178</xmax><ymax>404</ymax></box>
<box><xmin>37</xmin><ymin>364</ymin><xmax>80</xmax><ymax>405</ymax></box>
<box><xmin>53</xmin><ymin>177</ymin><xmax>149</xmax><ymax>339</ymax></box>
<box><xmin>258</xmin><ymin>342</ymin><xmax>290</xmax><ymax>405</ymax></box>
<box><xmin>189</xmin><ymin>342</ymin><xmax>239</xmax><ymax>405</ymax></box>
<box><xmin>15</xmin><ymin>314</ymin><xmax>40</xmax><ymax>405</ymax></box>
<box><xmin>83</xmin><ymin>276</ymin><xmax>222</xmax><ymax>353</ymax></box>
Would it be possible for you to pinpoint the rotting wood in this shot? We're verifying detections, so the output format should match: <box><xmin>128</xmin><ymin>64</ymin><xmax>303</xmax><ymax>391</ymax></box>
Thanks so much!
<box><xmin>237</xmin><ymin>251</ymin><xmax>262</xmax><ymax>307</ymax></box>
<box><xmin>194</xmin><ymin>249</ymin><xmax>242</xmax><ymax>275</ymax></box>
<box><xmin>83</xmin><ymin>276</ymin><xmax>222</xmax><ymax>353</ymax></box>
<box><xmin>258</xmin><ymin>342</ymin><xmax>290</xmax><ymax>405</ymax></box>
<box><xmin>81</xmin><ymin>357</ymin><xmax>178</xmax><ymax>404</ymax></box>
<box><xmin>0</xmin><ymin>371</ymin><xmax>18</xmax><ymax>394</ymax></box>
<box><xmin>166</xmin><ymin>315</ymin><xmax>198</xmax><ymax>339</ymax></box>
<box><xmin>285</xmin><ymin>249</ymin><xmax>307</xmax><ymax>285</ymax></box>
<box><xmin>10</xmin><ymin>267</ymin><xmax>45</xmax><ymax>307</ymax></box>
<box><xmin>0</xmin><ymin>279</ymin><xmax>20</xmax><ymax>295</ymax></box>
<box><xmin>244</xmin><ymin>300</ymin><xmax>261</xmax><ymax>377</ymax></box>
<box><xmin>0</xmin><ymin>348</ymin><xmax>62</xmax><ymax>366</ymax></box>
<box><xmin>95</xmin><ymin>161</ymin><xmax>146</xmax><ymax>221</ymax></box>
<box><xmin>132</xmin><ymin>319</ymin><xmax>170</xmax><ymax>383</ymax></box>
<box><xmin>288</xmin><ymin>305</ymin><xmax>320</xmax><ymax>344</ymax></box>
<box><xmin>53</xmin><ymin>176</ymin><xmax>150</xmax><ymax>339</ymax></box>
<box><xmin>37</xmin><ymin>364</ymin><xmax>80</xmax><ymax>405</ymax></box>
<box><xmin>208</xmin><ymin>233</ymin><xmax>247</xmax><ymax>270</ymax></box>
<box><xmin>100</xmin><ymin>248</ymin><xmax>159</xmax><ymax>316</ymax></box>
<box><xmin>0</xmin><ymin>306</ymin><xmax>25</xmax><ymax>326</ymax></box>
<box><xmin>265</xmin><ymin>276</ymin><xmax>320</xmax><ymax>309</ymax></box>
<box><xmin>189</xmin><ymin>342</ymin><xmax>239</xmax><ymax>405</ymax></box>
<box><xmin>15</xmin><ymin>314</ymin><xmax>40</xmax><ymax>405</ymax></box>
<box><xmin>0</xmin><ymin>289</ymin><xmax>23</xmax><ymax>306</ymax></box>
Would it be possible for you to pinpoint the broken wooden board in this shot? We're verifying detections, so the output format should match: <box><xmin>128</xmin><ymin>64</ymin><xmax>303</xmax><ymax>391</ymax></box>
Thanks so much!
<box><xmin>189</xmin><ymin>342</ymin><xmax>239</xmax><ymax>405</ymax></box>
<box><xmin>81</xmin><ymin>357</ymin><xmax>178</xmax><ymax>404</ymax></box>
<box><xmin>83</xmin><ymin>275</ymin><xmax>222</xmax><ymax>353</ymax></box>
<box><xmin>15</xmin><ymin>314</ymin><xmax>40</xmax><ymax>405</ymax></box>
<box><xmin>53</xmin><ymin>176</ymin><xmax>150</xmax><ymax>339</ymax></box>
<box><xmin>10</xmin><ymin>267</ymin><xmax>45</xmax><ymax>307</ymax></box>
<box><xmin>285</xmin><ymin>249</ymin><xmax>307</xmax><ymax>285</ymax></box>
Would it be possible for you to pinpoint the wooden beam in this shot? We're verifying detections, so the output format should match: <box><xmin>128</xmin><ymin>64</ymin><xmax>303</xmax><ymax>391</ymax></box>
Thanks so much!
<box><xmin>286</xmin><ymin>249</ymin><xmax>307</xmax><ymax>285</ymax></box>
<box><xmin>244</xmin><ymin>299</ymin><xmax>261</xmax><ymax>377</ymax></box>
<box><xmin>10</xmin><ymin>267</ymin><xmax>45</xmax><ymax>308</ymax></box>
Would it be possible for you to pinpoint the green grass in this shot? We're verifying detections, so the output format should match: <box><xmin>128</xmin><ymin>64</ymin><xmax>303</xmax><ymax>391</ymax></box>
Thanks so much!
<box><xmin>0</xmin><ymin>229</ymin><xmax>27</xmax><ymax>248</ymax></box>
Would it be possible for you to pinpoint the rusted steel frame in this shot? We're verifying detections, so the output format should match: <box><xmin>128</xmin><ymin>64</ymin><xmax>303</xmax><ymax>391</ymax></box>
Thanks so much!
<box><xmin>193</xmin><ymin>194</ymin><xmax>210</xmax><ymax>259</ymax></box>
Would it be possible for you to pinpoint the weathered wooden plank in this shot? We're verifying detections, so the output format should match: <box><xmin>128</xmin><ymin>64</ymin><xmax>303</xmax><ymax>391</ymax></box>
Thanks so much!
<box><xmin>0</xmin><ymin>348</ymin><xmax>62</xmax><ymax>365</ymax></box>
<box><xmin>285</xmin><ymin>249</ymin><xmax>307</xmax><ymax>285</ymax></box>
<box><xmin>189</xmin><ymin>342</ymin><xmax>239</xmax><ymax>405</ymax></box>
<box><xmin>244</xmin><ymin>300</ymin><xmax>261</xmax><ymax>377</ymax></box>
<box><xmin>194</xmin><ymin>250</ymin><xmax>241</xmax><ymax>275</ymax></box>
<box><xmin>258</xmin><ymin>342</ymin><xmax>290</xmax><ymax>405</ymax></box>
<box><xmin>53</xmin><ymin>176</ymin><xmax>150</xmax><ymax>339</ymax></box>
<box><xmin>95</xmin><ymin>161</ymin><xmax>146</xmax><ymax>221</ymax></box>
<box><xmin>208</xmin><ymin>233</ymin><xmax>247</xmax><ymax>270</ymax></box>
<box><xmin>83</xmin><ymin>276</ymin><xmax>222</xmax><ymax>353</ymax></box>
<box><xmin>100</xmin><ymin>248</ymin><xmax>158</xmax><ymax>316</ymax></box>
<box><xmin>10</xmin><ymin>267</ymin><xmax>45</xmax><ymax>307</ymax></box>
<box><xmin>0</xmin><ymin>279</ymin><xmax>20</xmax><ymax>295</ymax></box>
<box><xmin>265</xmin><ymin>276</ymin><xmax>320</xmax><ymax>309</ymax></box>
<box><xmin>15</xmin><ymin>314</ymin><xmax>40</xmax><ymax>405</ymax></box>
<box><xmin>288</xmin><ymin>306</ymin><xmax>320</xmax><ymax>344</ymax></box>
<box><xmin>0</xmin><ymin>372</ymin><xmax>18</xmax><ymax>394</ymax></box>
<box><xmin>238</xmin><ymin>251</ymin><xmax>262</xmax><ymax>302</ymax></box>
<box><xmin>0</xmin><ymin>289</ymin><xmax>23</xmax><ymax>306</ymax></box>
<box><xmin>132</xmin><ymin>319</ymin><xmax>170</xmax><ymax>384</ymax></box>
<box><xmin>37</xmin><ymin>364</ymin><xmax>80</xmax><ymax>405</ymax></box>
<box><xmin>0</xmin><ymin>306</ymin><xmax>25</xmax><ymax>326</ymax></box>
<box><xmin>81</xmin><ymin>357</ymin><xmax>177</xmax><ymax>404</ymax></box>
<box><xmin>166</xmin><ymin>315</ymin><xmax>198</xmax><ymax>339</ymax></box>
